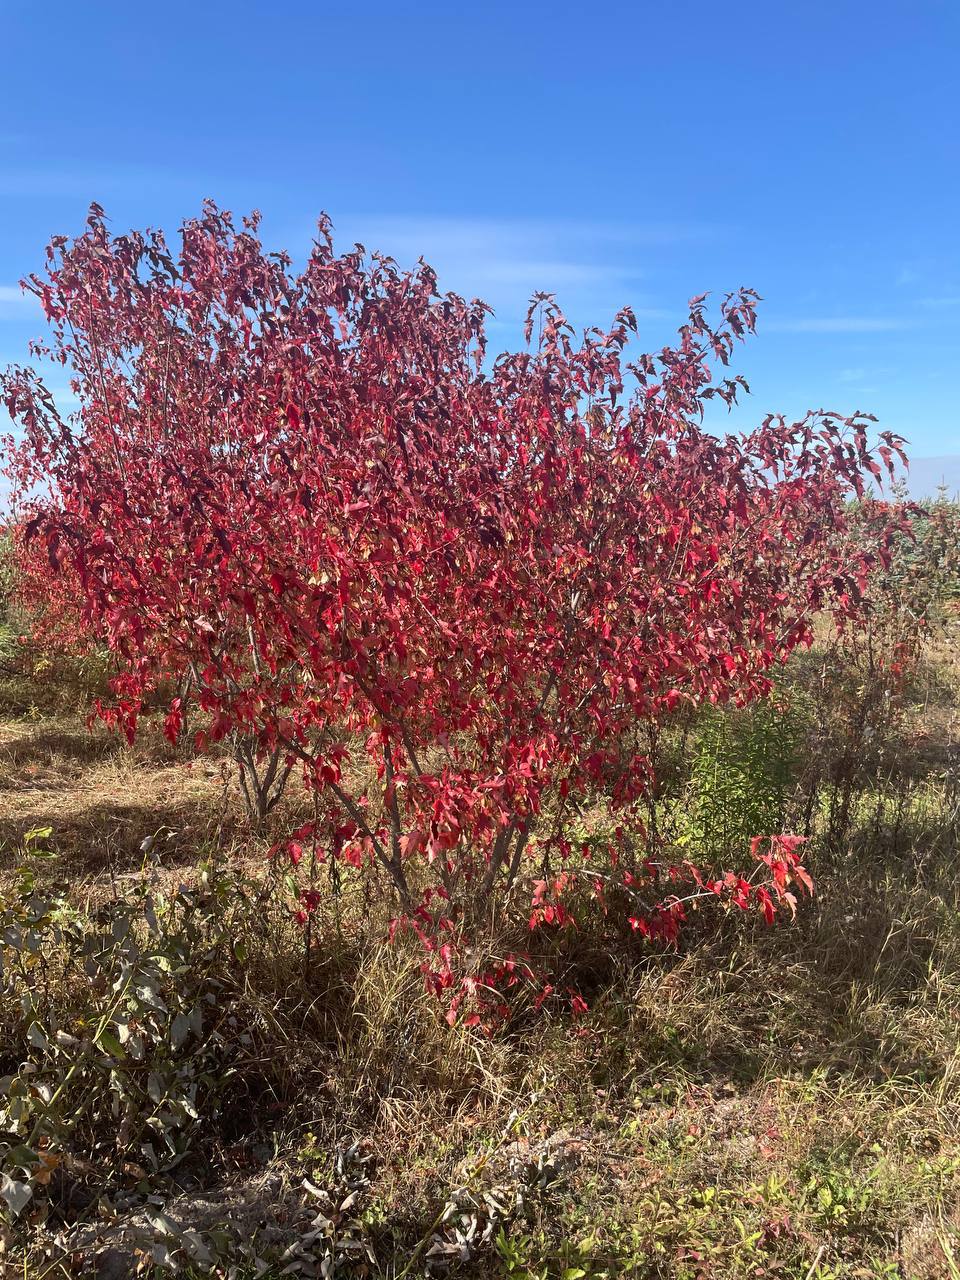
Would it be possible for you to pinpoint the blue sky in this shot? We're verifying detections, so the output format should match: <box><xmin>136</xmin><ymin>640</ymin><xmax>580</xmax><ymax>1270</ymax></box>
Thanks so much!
<box><xmin>1</xmin><ymin>0</ymin><xmax>958</xmax><ymax>481</ymax></box>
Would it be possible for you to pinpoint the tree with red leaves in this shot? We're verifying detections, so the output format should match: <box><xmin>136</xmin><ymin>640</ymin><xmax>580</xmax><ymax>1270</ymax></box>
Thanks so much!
<box><xmin>2</xmin><ymin>203</ymin><xmax>908</xmax><ymax>1018</ymax></box>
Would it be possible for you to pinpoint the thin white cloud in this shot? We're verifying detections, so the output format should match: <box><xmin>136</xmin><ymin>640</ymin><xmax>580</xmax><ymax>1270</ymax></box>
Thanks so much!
<box><xmin>0</xmin><ymin>284</ymin><xmax>39</xmax><ymax>315</ymax></box>
<box><xmin>311</xmin><ymin>214</ymin><xmax>717</xmax><ymax>317</ymax></box>
<box><xmin>917</xmin><ymin>295</ymin><xmax>960</xmax><ymax>308</ymax></box>
<box><xmin>0</xmin><ymin>164</ymin><xmax>218</xmax><ymax>200</ymax></box>
<box><xmin>453</xmin><ymin>257</ymin><xmax>637</xmax><ymax>290</ymax></box>
<box><xmin>837</xmin><ymin>365</ymin><xmax>896</xmax><ymax>385</ymax></box>
<box><xmin>336</xmin><ymin>214</ymin><xmax>717</xmax><ymax>257</ymax></box>
<box><xmin>765</xmin><ymin>316</ymin><xmax>911</xmax><ymax>334</ymax></box>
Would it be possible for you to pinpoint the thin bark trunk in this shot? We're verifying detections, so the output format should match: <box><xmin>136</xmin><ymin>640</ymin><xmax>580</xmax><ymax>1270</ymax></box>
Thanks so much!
<box><xmin>481</xmin><ymin>817</ymin><xmax>533</xmax><ymax>899</ymax></box>
<box><xmin>234</xmin><ymin>738</ymin><xmax>294</xmax><ymax>825</ymax></box>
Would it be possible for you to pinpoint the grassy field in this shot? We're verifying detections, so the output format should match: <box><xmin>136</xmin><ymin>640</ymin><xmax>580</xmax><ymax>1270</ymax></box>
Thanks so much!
<box><xmin>1</xmin><ymin>611</ymin><xmax>959</xmax><ymax>1278</ymax></box>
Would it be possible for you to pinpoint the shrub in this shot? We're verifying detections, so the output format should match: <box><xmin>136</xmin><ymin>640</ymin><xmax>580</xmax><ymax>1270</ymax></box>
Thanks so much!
<box><xmin>784</xmin><ymin>495</ymin><xmax>960</xmax><ymax>852</ymax></box>
<box><xmin>0</xmin><ymin>829</ymin><xmax>256</xmax><ymax>1225</ymax></box>
<box><xmin>1</xmin><ymin>204</ymin><xmax>910</xmax><ymax>1017</ymax></box>
<box><xmin>685</xmin><ymin>696</ymin><xmax>806</xmax><ymax>862</ymax></box>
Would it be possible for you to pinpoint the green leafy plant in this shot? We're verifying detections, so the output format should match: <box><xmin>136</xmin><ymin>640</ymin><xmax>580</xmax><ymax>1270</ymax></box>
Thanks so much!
<box><xmin>0</xmin><ymin>830</ymin><xmax>255</xmax><ymax>1225</ymax></box>
<box><xmin>684</xmin><ymin>697</ymin><xmax>806</xmax><ymax>862</ymax></box>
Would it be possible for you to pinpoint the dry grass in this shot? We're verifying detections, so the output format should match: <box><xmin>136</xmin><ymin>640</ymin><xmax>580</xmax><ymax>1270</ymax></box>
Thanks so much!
<box><xmin>1</xmin><ymin>625</ymin><xmax>960</xmax><ymax>1278</ymax></box>
<box><xmin>0</xmin><ymin>719</ymin><xmax>241</xmax><ymax>878</ymax></box>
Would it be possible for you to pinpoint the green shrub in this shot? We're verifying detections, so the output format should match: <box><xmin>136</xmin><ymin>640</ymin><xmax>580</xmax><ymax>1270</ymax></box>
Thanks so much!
<box><xmin>683</xmin><ymin>697</ymin><xmax>807</xmax><ymax>862</ymax></box>
<box><xmin>0</xmin><ymin>829</ymin><xmax>256</xmax><ymax>1225</ymax></box>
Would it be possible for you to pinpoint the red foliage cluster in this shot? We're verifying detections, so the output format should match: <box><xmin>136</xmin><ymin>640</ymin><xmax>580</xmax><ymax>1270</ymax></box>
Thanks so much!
<box><xmin>2</xmin><ymin>203</ymin><xmax>908</xmax><ymax>1020</ymax></box>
